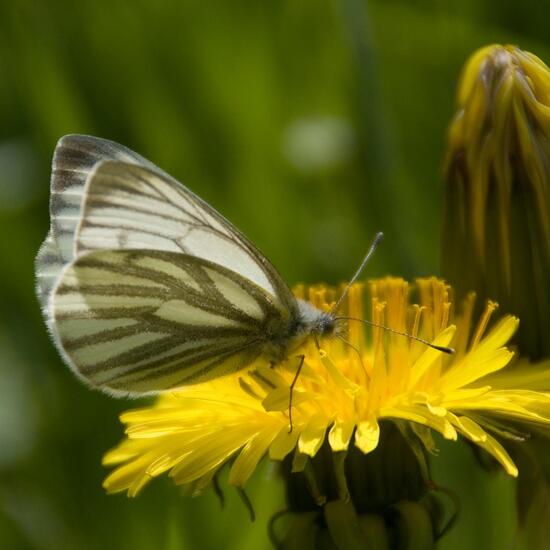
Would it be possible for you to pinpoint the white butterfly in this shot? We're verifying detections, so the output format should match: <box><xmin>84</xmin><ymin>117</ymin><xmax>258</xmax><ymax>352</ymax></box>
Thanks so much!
<box><xmin>37</xmin><ymin>135</ymin><xmax>377</xmax><ymax>396</ymax></box>
<box><xmin>36</xmin><ymin>136</ymin><xmax>452</xmax><ymax>399</ymax></box>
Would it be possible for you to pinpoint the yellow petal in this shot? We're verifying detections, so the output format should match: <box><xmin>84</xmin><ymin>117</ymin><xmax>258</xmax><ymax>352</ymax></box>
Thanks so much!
<box><xmin>229</xmin><ymin>427</ymin><xmax>277</xmax><ymax>487</ymax></box>
<box><xmin>447</xmin><ymin>414</ymin><xmax>487</xmax><ymax>442</ymax></box>
<box><xmin>408</xmin><ymin>326</ymin><xmax>456</xmax><ymax>387</ymax></box>
<box><xmin>355</xmin><ymin>419</ymin><xmax>380</xmax><ymax>453</ymax></box>
<box><xmin>328</xmin><ymin>420</ymin><xmax>355</xmax><ymax>452</ymax></box>
<box><xmin>269</xmin><ymin>427</ymin><xmax>300</xmax><ymax>460</ymax></box>
<box><xmin>380</xmin><ymin>406</ymin><xmax>457</xmax><ymax>441</ymax></box>
<box><xmin>452</xmin><ymin>416</ymin><xmax>518</xmax><ymax>477</ymax></box>
<box><xmin>472</xmin><ymin>316</ymin><xmax>519</xmax><ymax>356</ymax></box>
<box><xmin>441</xmin><ymin>349</ymin><xmax>515</xmax><ymax>392</ymax></box>
<box><xmin>262</xmin><ymin>386</ymin><xmax>311</xmax><ymax>412</ymax></box>
<box><xmin>169</xmin><ymin>428</ymin><xmax>256</xmax><ymax>484</ymax></box>
<box><xmin>319</xmin><ymin>350</ymin><xmax>359</xmax><ymax>393</ymax></box>
<box><xmin>103</xmin><ymin>452</ymin><xmax>156</xmax><ymax>495</ymax></box>
<box><xmin>482</xmin><ymin>359</ymin><xmax>550</xmax><ymax>390</ymax></box>
<box><xmin>298</xmin><ymin>415</ymin><xmax>329</xmax><ymax>457</ymax></box>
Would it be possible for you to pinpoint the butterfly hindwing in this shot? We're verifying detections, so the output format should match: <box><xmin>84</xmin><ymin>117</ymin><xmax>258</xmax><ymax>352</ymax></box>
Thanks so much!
<box><xmin>52</xmin><ymin>249</ymin><xmax>288</xmax><ymax>394</ymax></box>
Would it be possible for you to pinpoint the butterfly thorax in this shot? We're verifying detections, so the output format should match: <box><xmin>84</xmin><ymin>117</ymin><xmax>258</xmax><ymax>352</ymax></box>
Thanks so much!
<box><xmin>262</xmin><ymin>300</ymin><xmax>336</xmax><ymax>363</ymax></box>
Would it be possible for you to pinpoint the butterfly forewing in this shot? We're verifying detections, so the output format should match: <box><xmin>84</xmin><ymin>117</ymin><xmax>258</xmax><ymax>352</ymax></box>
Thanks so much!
<box><xmin>35</xmin><ymin>234</ymin><xmax>66</xmax><ymax>312</ymax></box>
<box><xmin>52</xmin><ymin>249</ymin><xmax>287</xmax><ymax>394</ymax></box>
<box><xmin>76</xmin><ymin>160</ymin><xmax>297</xmax><ymax>313</ymax></box>
<box><xmin>36</xmin><ymin>135</ymin><xmax>159</xmax><ymax>313</ymax></box>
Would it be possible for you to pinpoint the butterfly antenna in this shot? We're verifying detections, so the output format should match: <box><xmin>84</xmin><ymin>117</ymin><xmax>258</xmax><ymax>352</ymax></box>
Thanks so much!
<box><xmin>330</xmin><ymin>231</ymin><xmax>384</xmax><ymax>315</ymax></box>
<box><xmin>335</xmin><ymin>316</ymin><xmax>455</xmax><ymax>354</ymax></box>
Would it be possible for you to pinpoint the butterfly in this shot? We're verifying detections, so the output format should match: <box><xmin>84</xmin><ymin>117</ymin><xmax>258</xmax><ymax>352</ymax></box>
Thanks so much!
<box><xmin>36</xmin><ymin>135</ymin><xmax>450</xmax><ymax>399</ymax></box>
<box><xmin>35</xmin><ymin>136</ymin><xmax>350</xmax><ymax>396</ymax></box>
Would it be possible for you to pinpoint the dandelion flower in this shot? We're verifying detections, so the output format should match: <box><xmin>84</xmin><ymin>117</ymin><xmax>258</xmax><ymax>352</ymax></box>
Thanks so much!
<box><xmin>103</xmin><ymin>278</ymin><xmax>550</xmax><ymax>498</ymax></box>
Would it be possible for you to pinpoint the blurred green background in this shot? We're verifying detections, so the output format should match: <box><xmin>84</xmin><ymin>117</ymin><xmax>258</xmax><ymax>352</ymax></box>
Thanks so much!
<box><xmin>0</xmin><ymin>1</ymin><xmax>548</xmax><ymax>548</ymax></box>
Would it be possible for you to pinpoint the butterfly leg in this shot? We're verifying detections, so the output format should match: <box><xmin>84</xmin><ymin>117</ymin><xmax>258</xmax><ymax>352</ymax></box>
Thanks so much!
<box><xmin>313</xmin><ymin>334</ymin><xmax>321</xmax><ymax>352</ymax></box>
<box><xmin>288</xmin><ymin>354</ymin><xmax>305</xmax><ymax>434</ymax></box>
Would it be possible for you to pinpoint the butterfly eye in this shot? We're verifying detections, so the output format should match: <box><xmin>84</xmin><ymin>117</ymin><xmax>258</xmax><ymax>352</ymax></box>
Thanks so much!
<box><xmin>317</xmin><ymin>315</ymin><xmax>336</xmax><ymax>336</ymax></box>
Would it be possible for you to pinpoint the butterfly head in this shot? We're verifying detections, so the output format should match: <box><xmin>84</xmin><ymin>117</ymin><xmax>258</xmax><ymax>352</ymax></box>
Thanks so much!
<box><xmin>311</xmin><ymin>311</ymin><xmax>337</xmax><ymax>337</ymax></box>
<box><xmin>296</xmin><ymin>300</ymin><xmax>337</xmax><ymax>339</ymax></box>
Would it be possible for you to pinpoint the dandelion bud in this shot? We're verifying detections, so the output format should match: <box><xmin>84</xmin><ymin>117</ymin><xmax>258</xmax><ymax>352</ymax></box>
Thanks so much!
<box><xmin>443</xmin><ymin>44</ymin><xmax>550</xmax><ymax>360</ymax></box>
<box><xmin>443</xmin><ymin>45</ymin><xmax>550</xmax><ymax>548</ymax></box>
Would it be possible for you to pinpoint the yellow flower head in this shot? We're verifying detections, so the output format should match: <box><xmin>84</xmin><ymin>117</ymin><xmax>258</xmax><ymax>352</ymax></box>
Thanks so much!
<box><xmin>443</xmin><ymin>44</ymin><xmax>550</xmax><ymax>359</ymax></box>
<box><xmin>103</xmin><ymin>278</ymin><xmax>550</xmax><ymax>497</ymax></box>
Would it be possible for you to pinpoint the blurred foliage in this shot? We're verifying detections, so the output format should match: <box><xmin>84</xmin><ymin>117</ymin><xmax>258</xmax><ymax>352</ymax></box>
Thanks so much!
<box><xmin>0</xmin><ymin>0</ymin><xmax>548</xmax><ymax>548</ymax></box>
